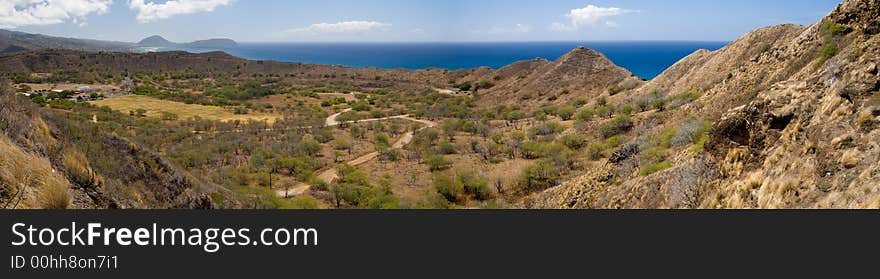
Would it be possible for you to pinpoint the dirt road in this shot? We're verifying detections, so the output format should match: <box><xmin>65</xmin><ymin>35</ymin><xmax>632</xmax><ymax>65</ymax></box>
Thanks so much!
<box><xmin>276</xmin><ymin>114</ymin><xmax>436</xmax><ymax>198</ymax></box>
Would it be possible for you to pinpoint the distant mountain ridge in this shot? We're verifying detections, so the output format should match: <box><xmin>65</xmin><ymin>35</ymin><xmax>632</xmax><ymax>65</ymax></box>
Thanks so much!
<box><xmin>0</xmin><ymin>30</ymin><xmax>237</xmax><ymax>55</ymax></box>
<box><xmin>0</xmin><ymin>29</ymin><xmax>132</xmax><ymax>54</ymax></box>
<box><xmin>137</xmin><ymin>35</ymin><xmax>237</xmax><ymax>48</ymax></box>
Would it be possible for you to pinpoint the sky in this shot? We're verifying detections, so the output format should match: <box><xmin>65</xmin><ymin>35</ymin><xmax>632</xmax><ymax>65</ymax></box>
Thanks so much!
<box><xmin>1</xmin><ymin>0</ymin><xmax>843</xmax><ymax>43</ymax></box>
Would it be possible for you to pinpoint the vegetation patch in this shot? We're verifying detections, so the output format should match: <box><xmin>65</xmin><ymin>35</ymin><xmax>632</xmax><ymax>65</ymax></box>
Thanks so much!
<box><xmin>91</xmin><ymin>95</ymin><xmax>279</xmax><ymax>123</ymax></box>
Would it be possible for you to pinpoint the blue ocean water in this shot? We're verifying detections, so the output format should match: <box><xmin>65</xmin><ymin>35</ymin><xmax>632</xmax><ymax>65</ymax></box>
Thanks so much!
<box><xmin>165</xmin><ymin>41</ymin><xmax>727</xmax><ymax>80</ymax></box>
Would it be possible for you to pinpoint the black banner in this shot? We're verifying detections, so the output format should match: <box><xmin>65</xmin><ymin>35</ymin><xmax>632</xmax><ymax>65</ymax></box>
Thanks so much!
<box><xmin>1</xmin><ymin>211</ymin><xmax>878</xmax><ymax>278</ymax></box>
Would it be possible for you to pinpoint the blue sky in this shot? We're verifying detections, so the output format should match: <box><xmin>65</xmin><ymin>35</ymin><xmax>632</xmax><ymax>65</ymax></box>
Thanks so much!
<box><xmin>3</xmin><ymin>0</ymin><xmax>842</xmax><ymax>43</ymax></box>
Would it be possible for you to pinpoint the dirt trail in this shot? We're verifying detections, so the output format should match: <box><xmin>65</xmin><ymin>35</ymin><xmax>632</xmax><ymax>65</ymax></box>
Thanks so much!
<box><xmin>276</xmin><ymin>115</ymin><xmax>436</xmax><ymax>198</ymax></box>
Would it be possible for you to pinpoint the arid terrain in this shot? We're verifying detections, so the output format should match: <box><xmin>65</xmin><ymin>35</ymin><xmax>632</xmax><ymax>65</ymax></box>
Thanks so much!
<box><xmin>1</xmin><ymin>0</ymin><xmax>878</xmax><ymax>209</ymax></box>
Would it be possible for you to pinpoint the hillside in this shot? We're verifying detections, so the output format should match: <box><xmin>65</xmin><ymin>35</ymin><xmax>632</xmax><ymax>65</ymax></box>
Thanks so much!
<box><xmin>526</xmin><ymin>0</ymin><xmax>880</xmax><ymax>208</ymax></box>
<box><xmin>0</xmin><ymin>85</ymin><xmax>230</xmax><ymax>209</ymax></box>
<box><xmin>447</xmin><ymin>46</ymin><xmax>641</xmax><ymax>108</ymax></box>
<box><xmin>0</xmin><ymin>29</ymin><xmax>133</xmax><ymax>54</ymax></box>
<box><xmin>1</xmin><ymin>0</ymin><xmax>877</xmax><ymax>209</ymax></box>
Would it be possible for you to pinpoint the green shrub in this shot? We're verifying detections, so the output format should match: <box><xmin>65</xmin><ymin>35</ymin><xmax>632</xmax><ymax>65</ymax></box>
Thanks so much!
<box><xmin>559</xmin><ymin>134</ymin><xmax>586</xmax><ymax>150</ymax></box>
<box><xmin>351</xmin><ymin>101</ymin><xmax>371</xmax><ymax>111</ymax></box>
<box><xmin>437</xmin><ymin>141</ymin><xmax>458</xmax><ymax>154</ymax></box>
<box><xmin>433</xmin><ymin>173</ymin><xmax>464</xmax><ymax>202</ymax></box>
<box><xmin>600</xmin><ymin>114</ymin><xmax>633</xmax><ymax>138</ymax></box>
<box><xmin>640</xmin><ymin>161</ymin><xmax>672</xmax><ymax>176</ymax></box>
<box><xmin>425</xmin><ymin>155</ymin><xmax>452</xmax><ymax>171</ymax></box>
<box><xmin>160</xmin><ymin>111</ymin><xmax>179</xmax><ymax>121</ymax></box>
<box><xmin>587</xmin><ymin>136</ymin><xmax>622</xmax><ymax>160</ymax></box>
<box><xmin>454</xmin><ymin>82</ymin><xmax>472</xmax><ymax>91</ymax></box>
<box><xmin>311</xmin><ymin>179</ymin><xmax>330</xmax><ymax>192</ymax></box>
<box><xmin>818</xmin><ymin>44</ymin><xmax>838</xmax><ymax>64</ymax></box>
<box><xmin>575</xmin><ymin>108</ymin><xmax>595</xmax><ymax>122</ymax></box>
<box><xmin>529</xmin><ymin>121</ymin><xmax>566</xmax><ymax>137</ymax></box>
<box><xmin>556</xmin><ymin>105</ymin><xmax>576</xmax><ymax>121</ymax></box>
<box><xmin>667</xmin><ymin>92</ymin><xmax>701</xmax><ymax>108</ymax></box>
<box><xmin>518</xmin><ymin>161</ymin><xmax>560</xmax><ymax>192</ymax></box>
<box><xmin>608</xmin><ymin>84</ymin><xmax>622</xmax><ymax>95</ymax></box>
<box><xmin>459</xmin><ymin>172</ymin><xmax>492</xmax><ymax>201</ymax></box>
<box><xmin>652</xmin><ymin>99</ymin><xmax>666</xmax><ymax>111</ymax></box>
<box><xmin>818</xmin><ymin>20</ymin><xmax>845</xmax><ymax>65</ymax></box>
<box><xmin>474</xmin><ymin>80</ymin><xmax>495</xmax><ymax>90</ymax></box>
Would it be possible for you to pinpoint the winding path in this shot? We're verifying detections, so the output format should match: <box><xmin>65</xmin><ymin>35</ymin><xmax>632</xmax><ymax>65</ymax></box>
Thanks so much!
<box><xmin>277</xmin><ymin>114</ymin><xmax>436</xmax><ymax>198</ymax></box>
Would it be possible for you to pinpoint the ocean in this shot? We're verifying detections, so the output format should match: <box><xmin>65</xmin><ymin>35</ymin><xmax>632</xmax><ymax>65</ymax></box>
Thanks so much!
<box><xmin>150</xmin><ymin>41</ymin><xmax>728</xmax><ymax>80</ymax></box>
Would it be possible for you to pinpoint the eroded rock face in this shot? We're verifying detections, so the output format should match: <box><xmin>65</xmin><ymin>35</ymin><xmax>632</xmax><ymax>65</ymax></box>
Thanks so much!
<box><xmin>528</xmin><ymin>0</ymin><xmax>880</xmax><ymax>209</ymax></box>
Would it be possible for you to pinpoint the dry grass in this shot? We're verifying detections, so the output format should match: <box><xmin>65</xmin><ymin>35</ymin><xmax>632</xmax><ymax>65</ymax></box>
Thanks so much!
<box><xmin>0</xmin><ymin>135</ymin><xmax>70</xmax><ymax>209</ymax></box>
<box><xmin>839</xmin><ymin>149</ymin><xmax>860</xmax><ymax>169</ymax></box>
<box><xmin>91</xmin><ymin>95</ymin><xmax>280</xmax><ymax>123</ymax></box>
<box><xmin>63</xmin><ymin>148</ymin><xmax>102</xmax><ymax>188</ymax></box>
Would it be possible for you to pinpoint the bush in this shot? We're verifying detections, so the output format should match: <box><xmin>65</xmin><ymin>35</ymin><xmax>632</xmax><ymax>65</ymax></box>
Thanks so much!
<box><xmin>160</xmin><ymin>111</ymin><xmax>179</xmax><ymax>121</ymax></box>
<box><xmin>818</xmin><ymin>44</ymin><xmax>838</xmax><ymax>64</ymax></box>
<box><xmin>425</xmin><ymin>155</ymin><xmax>452</xmax><ymax>171</ymax></box>
<box><xmin>671</xmin><ymin>119</ymin><xmax>713</xmax><ymax>147</ymax></box>
<box><xmin>587</xmin><ymin>136</ymin><xmax>622</xmax><ymax>160</ymax></box>
<box><xmin>454</xmin><ymin>82</ymin><xmax>472</xmax><ymax>91</ymax></box>
<box><xmin>559</xmin><ymin>134</ymin><xmax>586</xmax><ymax>150</ymax></box>
<box><xmin>518</xmin><ymin>161</ymin><xmax>560</xmax><ymax>192</ymax></box>
<box><xmin>437</xmin><ymin>141</ymin><xmax>458</xmax><ymax>154</ymax></box>
<box><xmin>351</xmin><ymin>101</ymin><xmax>371</xmax><ymax>112</ymax></box>
<box><xmin>458</xmin><ymin>172</ymin><xmax>491</xmax><ymax>201</ymax></box>
<box><xmin>575</xmin><ymin>108</ymin><xmax>595</xmax><ymax>122</ymax></box>
<box><xmin>818</xmin><ymin>20</ymin><xmax>845</xmax><ymax>65</ymax></box>
<box><xmin>652</xmin><ymin>99</ymin><xmax>666</xmax><ymax>111</ymax></box>
<box><xmin>528</xmin><ymin>121</ymin><xmax>566</xmax><ymax>137</ymax></box>
<box><xmin>608</xmin><ymin>84</ymin><xmax>622</xmax><ymax>95</ymax></box>
<box><xmin>311</xmin><ymin>179</ymin><xmax>330</xmax><ymax>192</ymax></box>
<box><xmin>640</xmin><ymin>161</ymin><xmax>672</xmax><ymax>176</ymax></box>
<box><xmin>433</xmin><ymin>173</ymin><xmax>464</xmax><ymax>202</ymax></box>
<box><xmin>314</xmin><ymin>127</ymin><xmax>335</xmax><ymax>143</ymax></box>
<box><xmin>667</xmin><ymin>92</ymin><xmax>701</xmax><ymax>109</ymax></box>
<box><xmin>600</xmin><ymin>114</ymin><xmax>633</xmax><ymax>138</ymax></box>
<box><xmin>474</xmin><ymin>80</ymin><xmax>495</xmax><ymax>90</ymax></box>
<box><xmin>556</xmin><ymin>105</ymin><xmax>576</xmax><ymax>121</ymax></box>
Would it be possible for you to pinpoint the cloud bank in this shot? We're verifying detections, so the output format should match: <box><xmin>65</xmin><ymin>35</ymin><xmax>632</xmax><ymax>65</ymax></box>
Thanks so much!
<box><xmin>0</xmin><ymin>0</ymin><xmax>112</xmax><ymax>28</ymax></box>
<box><xmin>129</xmin><ymin>0</ymin><xmax>232</xmax><ymax>22</ymax></box>
<box><xmin>551</xmin><ymin>5</ymin><xmax>637</xmax><ymax>31</ymax></box>
<box><xmin>284</xmin><ymin>21</ymin><xmax>392</xmax><ymax>35</ymax></box>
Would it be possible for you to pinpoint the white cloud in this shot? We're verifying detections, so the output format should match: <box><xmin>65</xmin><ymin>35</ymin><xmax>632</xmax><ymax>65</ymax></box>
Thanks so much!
<box><xmin>0</xmin><ymin>0</ymin><xmax>112</xmax><ymax>28</ymax></box>
<box><xmin>283</xmin><ymin>21</ymin><xmax>391</xmax><ymax>35</ymax></box>
<box><xmin>129</xmin><ymin>0</ymin><xmax>232</xmax><ymax>23</ymax></box>
<box><xmin>551</xmin><ymin>5</ymin><xmax>637</xmax><ymax>31</ymax></box>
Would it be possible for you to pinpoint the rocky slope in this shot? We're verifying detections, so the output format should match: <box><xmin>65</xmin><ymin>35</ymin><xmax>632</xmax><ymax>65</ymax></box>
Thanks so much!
<box><xmin>526</xmin><ymin>0</ymin><xmax>880</xmax><ymax>209</ymax></box>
